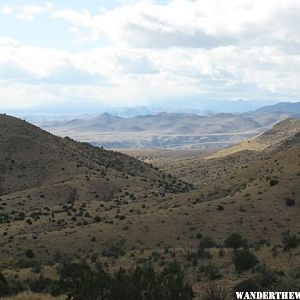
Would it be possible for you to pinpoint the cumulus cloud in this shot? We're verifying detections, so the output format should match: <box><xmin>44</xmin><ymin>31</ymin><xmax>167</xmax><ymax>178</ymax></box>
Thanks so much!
<box><xmin>0</xmin><ymin>0</ymin><xmax>300</xmax><ymax>108</ymax></box>
<box><xmin>52</xmin><ymin>0</ymin><xmax>300</xmax><ymax>50</ymax></box>
<box><xmin>0</xmin><ymin>2</ymin><xmax>54</xmax><ymax>21</ymax></box>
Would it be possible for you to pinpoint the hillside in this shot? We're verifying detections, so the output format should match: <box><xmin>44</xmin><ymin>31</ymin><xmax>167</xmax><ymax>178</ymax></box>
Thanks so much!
<box><xmin>207</xmin><ymin>118</ymin><xmax>300</xmax><ymax>159</ymax></box>
<box><xmin>256</xmin><ymin>101</ymin><xmax>300</xmax><ymax>114</ymax></box>
<box><xmin>0</xmin><ymin>114</ymin><xmax>192</xmax><ymax>243</ymax></box>
<box><xmin>156</xmin><ymin>118</ymin><xmax>300</xmax><ymax>184</ymax></box>
<box><xmin>0</xmin><ymin>116</ymin><xmax>299</xmax><ymax>298</ymax></box>
<box><xmin>147</xmin><ymin>119</ymin><xmax>300</xmax><ymax>250</ymax></box>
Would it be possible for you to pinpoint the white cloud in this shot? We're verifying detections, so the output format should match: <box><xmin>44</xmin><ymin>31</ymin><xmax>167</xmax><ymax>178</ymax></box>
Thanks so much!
<box><xmin>0</xmin><ymin>83</ymin><xmax>60</xmax><ymax>108</ymax></box>
<box><xmin>0</xmin><ymin>36</ymin><xmax>21</xmax><ymax>47</ymax></box>
<box><xmin>1</xmin><ymin>35</ymin><xmax>300</xmax><ymax>108</ymax></box>
<box><xmin>0</xmin><ymin>2</ymin><xmax>54</xmax><ymax>21</ymax></box>
<box><xmin>0</xmin><ymin>0</ymin><xmax>300</xmax><ymax>108</ymax></box>
<box><xmin>52</xmin><ymin>0</ymin><xmax>300</xmax><ymax>49</ymax></box>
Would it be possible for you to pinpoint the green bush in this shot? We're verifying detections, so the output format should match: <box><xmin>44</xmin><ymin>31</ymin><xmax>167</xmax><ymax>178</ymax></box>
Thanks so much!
<box><xmin>269</xmin><ymin>179</ymin><xmax>279</xmax><ymax>186</ymax></box>
<box><xmin>233</xmin><ymin>249</ymin><xmax>258</xmax><ymax>272</ymax></box>
<box><xmin>25</xmin><ymin>249</ymin><xmax>34</xmax><ymax>258</ymax></box>
<box><xmin>60</xmin><ymin>260</ymin><xmax>193</xmax><ymax>300</ymax></box>
<box><xmin>224</xmin><ymin>233</ymin><xmax>246</xmax><ymax>249</ymax></box>
<box><xmin>217</xmin><ymin>205</ymin><xmax>224</xmax><ymax>211</ymax></box>
<box><xmin>30</xmin><ymin>276</ymin><xmax>62</xmax><ymax>296</ymax></box>
<box><xmin>0</xmin><ymin>273</ymin><xmax>9</xmax><ymax>297</ymax></box>
<box><xmin>285</xmin><ymin>198</ymin><xmax>295</xmax><ymax>206</ymax></box>
<box><xmin>282</xmin><ymin>231</ymin><xmax>299</xmax><ymax>251</ymax></box>
<box><xmin>199</xmin><ymin>237</ymin><xmax>217</xmax><ymax>248</ymax></box>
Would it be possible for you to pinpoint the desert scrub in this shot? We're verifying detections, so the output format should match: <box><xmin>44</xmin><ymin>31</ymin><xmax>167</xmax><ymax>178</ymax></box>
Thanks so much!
<box><xmin>1</xmin><ymin>292</ymin><xmax>66</xmax><ymax>300</ymax></box>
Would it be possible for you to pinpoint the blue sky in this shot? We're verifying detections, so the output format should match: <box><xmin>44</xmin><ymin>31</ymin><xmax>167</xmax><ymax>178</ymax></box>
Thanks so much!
<box><xmin>0</xmin><ymin>0</ymin><xmax>299</xmax><ymax>109</ymax></box>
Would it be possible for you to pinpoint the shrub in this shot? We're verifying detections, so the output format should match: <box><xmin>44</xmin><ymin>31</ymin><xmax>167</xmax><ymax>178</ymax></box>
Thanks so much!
<box><xmin>269</xmin><ymin>179</ymin><xmax>279</xmax><ymax>186</ymax></box>
<box><xmin>285</xmin><ymin>198</ymin><xmax>295</xmax><ymax>206</ymax></box>
<box><xmin>233</xmin><ymin>249</ymin><xmax>258</xmax><ymax>272</ymax></box>
<box><xmin>196</xmin><ymin>232</ymin><xmax>203</xmax><ymax>239</ymax></box>
<box><xmin>30</xmin><ymin>276</ymin><xmax>62</xmax><ymax>296</ymax></box>
<box><xmin>235</xmin><ymin>264</ymin><xmax>300</xmax><ymax>293</ymax></box>
<box><xmin>0</xmin><ymin>273</ymin><xmax>9</xmax><ymax>297</ymax></box>
<box><xmin>199</xmin><ymin>237</ymin><xmax>217</xmax><ymax>248</ymax></box>
<box><xmin>199</xmin><ymin>262</ymin><xmax>222</xmax><ymax>280</ymax></box>
<box><xmin>224</xmin><ymin>233</ymin><xmax>246</xmax><ymax>249</ymax></box>
<box><xmin>217</xmin><ymin>205</ymin><xmax>224</xmax><ymax>211</ymax></box>
<box><xmin>271</xmin><ymin>245</ymin><xmax>281</xmax><ymax>257</ymax></box>
<box><xmin>102</xmin><ymin>238</ymin><xmax>125</xmax><ymax>258</ymax></box>
<box><xmin>271</xmin><ymin>268</ymin><xmax>300</xmax><ymax>291</ymax></box>
<box><xmin>233</xmin><ymin>278</ymin><xmax>260</xmax><ymax>293</ymax></box>
<box><xmin>282</xmin><ymin>231</ymin><xmax>299</xmax><ymax>251</ymax></box>
<box><xmin>94</xmin><ymin>216</ymin><xmax>101</xmax><ymax>222</ymax></box>
<box><xmin>59</xmin><ymin>261</ymin><xmax>194</xmax><ymax>300</ymax></box>
<box><xmin>16</xmin><ymin>258</ymin><xmax>40</xmax><ymax>269</ymax></box>
<box><xmin>255</xmin><ymin>264</ymin><xmax>278</xmax><ymax>289</ymax></box>
<box><xmin>197</xmin><ymin>245</ymin><xmax>212</xmax><ymax>259</ymax></box>
<box><xmin>25</xmin><ymin>249</ymin><xmax>34</xmax><ymax>259</ymax></box>
<box><xmin>218</xmin><ymin>248</ymin><xmax>225</xmax><ymax>257</ymax></box>
<box><xmin>26</xmin><ymin>219</ymin><xmax>32</xmax><ymax>225</ymax></box>
<box><xmin>202</xmin><ymin>282</ymin><xmax>228</xmax><ymax>300</ymax></box>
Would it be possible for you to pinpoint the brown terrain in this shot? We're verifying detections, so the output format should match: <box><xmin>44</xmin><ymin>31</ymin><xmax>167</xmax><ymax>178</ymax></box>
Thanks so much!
<box><xmin>0</xmin><ymin>114</ymin><xmax>300</xmax><ymax>299</ymax></box>
<box><xmin>43</xmin><ymin>111</ymin><xmax>294</xmax><ymax>150</ymax></box>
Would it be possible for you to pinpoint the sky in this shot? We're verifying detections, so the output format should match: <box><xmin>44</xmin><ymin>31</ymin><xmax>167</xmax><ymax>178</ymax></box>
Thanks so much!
<box><xmin>0</xmin><ymin>0</ymin><xmax>300</xmax><ymax>109</ymax></box>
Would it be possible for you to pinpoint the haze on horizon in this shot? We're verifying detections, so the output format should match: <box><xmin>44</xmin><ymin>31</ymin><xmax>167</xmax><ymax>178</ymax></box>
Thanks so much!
<box><xmin>0</xmin><ymin>0</ymin><xmax>300</xmax><ymax>110</ymax></box>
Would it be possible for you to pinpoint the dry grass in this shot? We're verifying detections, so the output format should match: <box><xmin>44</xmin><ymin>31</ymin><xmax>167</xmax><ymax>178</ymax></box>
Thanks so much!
<box><xmin>0</xmin><ymin>114</ymin><xmax>300</xmax><ymax>297</ymax></box>
<box><xmin>207</xmin><ymin>118</ymin><xmax>300</xmax><ymax>159</ymax></box>
<box><xmin>1</xmin><ymin>292</ymin><xmax>65</xmax><ymax>300</ymax></box>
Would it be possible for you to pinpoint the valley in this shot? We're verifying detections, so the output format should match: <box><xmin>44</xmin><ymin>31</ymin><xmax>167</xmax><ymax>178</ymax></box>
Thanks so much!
<box><xmin>0</xmin><ymin>114</ymin><xmax>299</xmax><ymax>299</ymax></box>
<box><xmin>1</xmin><ymin>0</ymin><xmax>300</xmax><ymax>297</ymax></box>
<box><xmin>39</xmin><ymin>111</ymin><xmax>295</xmax><ymax>150</ymax></box>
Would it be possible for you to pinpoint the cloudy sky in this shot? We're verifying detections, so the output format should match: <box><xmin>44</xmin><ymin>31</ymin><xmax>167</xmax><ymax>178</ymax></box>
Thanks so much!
<box><xmin>0</xmin><ymin>0</ymin><xmax>299</xmax><ymax>109</ymax></box>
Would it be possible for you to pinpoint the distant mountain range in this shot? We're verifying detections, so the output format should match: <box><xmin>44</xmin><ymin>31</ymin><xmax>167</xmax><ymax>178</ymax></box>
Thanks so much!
<box><xmin>45</xmin><ymin>112</ymin><xmax>289</xmax><ymax>134</ymax></box>
<box><xmin>5</xmin><ymin>101</ymin><xmax>300</xmax><ymax>149</ymax></box>
<box><xmin>5</xmin><ymin>99</ymin><xmax>296</xmax><ymax>118</ymax></box>
<box><xmin>41</xmin><ymin>111</ymin><xmax>297</xmax><ymax>149</ymax></box>
<box><xmin>256</xmin><ymin>102</ymin><xmax>300</xmax><ymax>114</ymax></box>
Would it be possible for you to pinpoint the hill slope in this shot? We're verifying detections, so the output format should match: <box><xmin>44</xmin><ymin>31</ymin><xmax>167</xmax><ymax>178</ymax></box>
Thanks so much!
<box><xmin>207</xmin><ymin>118</ymin><xmax>300</xmax><ymax>159</ymax></box>
<box><xmin>0</xmin><ymin>116</ymin><xmax>299</xmax><ymax>298</ymax></box>
<box><xmin>256</xmin><ymin>101</ymin><xmax>300</xmax><ymax>114</ymax></box>
<box><xmin>0</xmin><ymin>114</ymin><xmax>192</xmax><ymax>195</ymax></box>
<box><xmin>0</xmin><ymin>116</ymin><xmax>299</xmax><ymax>256</ymax></box>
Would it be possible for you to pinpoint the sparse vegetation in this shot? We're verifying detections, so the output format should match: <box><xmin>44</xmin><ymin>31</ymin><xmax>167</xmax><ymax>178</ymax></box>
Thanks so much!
<box><xmin>202</xmin><ymin>282</ymin><xmax>228</xmax><ymax>300</ymax></box>
<box><xmin>0</xmin><ymin>115</ymin><xmax>300</xmax><ymax>299</ymax></box>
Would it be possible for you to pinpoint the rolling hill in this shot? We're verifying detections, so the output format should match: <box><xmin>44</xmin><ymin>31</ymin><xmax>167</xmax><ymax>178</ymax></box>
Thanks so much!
<box><xmin>0</xmin><ymin>114</ymin><xmax>191</xmax><ymax>197</ymax></box>
<box><xmin>0</xmin><ymin>115</ymin><xmax>299</xmax><ymax>298</ymax></box>
<box><xmin>40</xmin><ymin>111</ymin><xmax>294</xmax><ymax>149</ymax></box>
